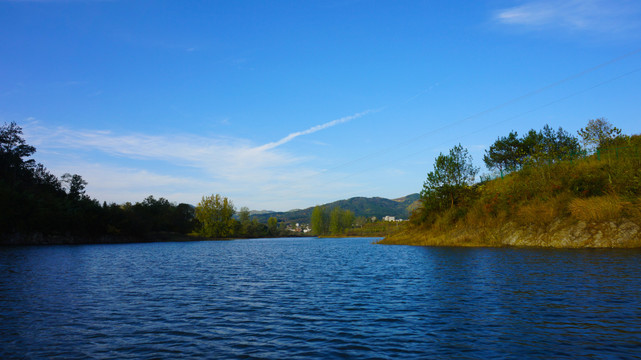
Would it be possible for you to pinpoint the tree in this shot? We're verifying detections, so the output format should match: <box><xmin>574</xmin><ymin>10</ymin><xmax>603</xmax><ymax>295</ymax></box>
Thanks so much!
<box><xmin>61</xmin><ymin>173</ymin><xmax>88</xmax><ymax>200</ymax></box>
<box><xmin>341</xmin><ymin>209</ymin><xmax>355</xmax><ymax>232</ymax></box>
<box><xmin>329</xmin><ymin>207</ymin><xmax>342</xmax><ymax>235</ymax></box>
<box><xmin>32</xmin><ymin>164</ymin><xmax>62</xmax><ymax>192</ymax></box>
<box><xmin>484</xmin><ymin>131</ymin><xmax>522</xmax><ymax>173</ymax></box>
<box><xmin>239</xmin><ymin>206</ymin><xmax>251</xmax><ymax>224</ymax></box>
<box><xmin>194</xmin><ymin>194</ymin><xmax>236</xmax><ymax>238</ymax></box>
<box><xmin>421</xmin><ymin>144</ymin><xmax>479</xmax><ymax>211</ymax></box>
<box><xmin>311</xmin><ymin>205</ymin><xmax>329</xmax><ymax>235</ymax></box>
<box><xmin>237</xmin><ymin>206</ymin><xmax>251</xmax><ymax>236</ymax></box>
<box><xmin>484</xmin><ymin>125</ymin><xmax>582</xmax><ymax>173</ymax></box>
<box><xmin>354</xmin><ymin>216</ymin><xmax>367</xmax><ymax>228</ymax></box>
<box><xmin>174</xmin><ymin>203</ymin><xmax>195</xmax><ymax>233</ymax></box>
<box><xmin>535</xmin><ymin>125</ymin><xmax>581</xmax><ymax>162</ymax></box>
<box><xmin>267</xmin><ymin>217</ymin><xmax>278</xmax><ymax>236</ymax></box>
<box><xmin>315</xmin><ymin>206</ymin><xmax>355</xmax><ymax>235</ymax></box>
<box><xmin>577</xmin><ymin>118</ymin><xmax>622</xmax><ymax>151</ymax></box>
<box><xmin>0</xmin><ymin>122</ymin><xmax>36</xmax><ymax>179</ymax></box>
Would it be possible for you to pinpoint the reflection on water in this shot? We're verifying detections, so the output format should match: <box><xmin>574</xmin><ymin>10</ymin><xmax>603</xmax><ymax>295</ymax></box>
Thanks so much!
<box><xmin>1</xmin><ymin>238</ymin><xmax>640</xmax><ymax>359</ymax></box>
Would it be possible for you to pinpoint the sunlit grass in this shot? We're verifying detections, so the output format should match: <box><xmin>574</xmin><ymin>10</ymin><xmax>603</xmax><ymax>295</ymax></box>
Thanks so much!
<box><xmin>568</xmin><ymin>195</ymin><xmax>623</xmax><ymax>222</ymax></box>
<box><xmin>382</xmin><ymin>135</ymin><xmax>641</xmax><ymax>247</ymax></box>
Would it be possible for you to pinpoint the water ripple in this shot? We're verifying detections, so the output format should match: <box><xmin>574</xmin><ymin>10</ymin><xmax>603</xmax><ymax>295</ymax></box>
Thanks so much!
<box><xmin>1</xmin><ymin>238</ymin><xmax>641</xmax><ymax>359</ymax></box>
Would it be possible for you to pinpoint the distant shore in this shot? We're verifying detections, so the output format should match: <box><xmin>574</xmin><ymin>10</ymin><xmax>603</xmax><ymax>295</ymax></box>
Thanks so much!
<box><xmin>0</xmin><ymin>232</ymin><xmax>311</xmax><ymax>246</ymax></box>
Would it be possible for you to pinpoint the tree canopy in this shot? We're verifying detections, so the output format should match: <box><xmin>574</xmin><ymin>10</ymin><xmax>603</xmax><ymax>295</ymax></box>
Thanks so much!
<box><xmin>194</xmin><ymin>194</ymin><xmax>236</xmax><ymax>238</ymax></box>
<box><xmin>577</xmin><ymin>118</ymin><xmax>623</xmax><ymax>151</ymax></box>
<box><xmin>311</xmin><ymin>205</ymin><xmax>354</xmax><ymax>236</ymax></box>
<box><xmin>484</xmin><ymin>125</ymin><xmax>582</xmax><ymax>174</ymax></box>
<box><xmin>421</xmin><ymin>144</ymin><xmax>479</xmax><ymax>212</ymax></box>
<box><xmin>483</xmin><ymin>131</ymin><xmax>522</xmax><ymax>173</ymax></box>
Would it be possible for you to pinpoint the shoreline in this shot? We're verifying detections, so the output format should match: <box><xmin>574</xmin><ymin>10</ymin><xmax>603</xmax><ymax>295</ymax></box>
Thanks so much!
<box><xmin>0</xmin><ymin>232</ymin><xmax>310</xmax><ymax>247</ymax></box>
<box><xmin>379</xmin><ymin>217</ymin><xmax>641</xmax><ymax>248</ymax></box>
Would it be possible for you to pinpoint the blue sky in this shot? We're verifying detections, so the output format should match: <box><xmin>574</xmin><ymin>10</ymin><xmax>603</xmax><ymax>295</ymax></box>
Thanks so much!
<box><xmin>2</xmin><ymin>0</ymin><xmax>640</xmax><ymax>211</ymax></box>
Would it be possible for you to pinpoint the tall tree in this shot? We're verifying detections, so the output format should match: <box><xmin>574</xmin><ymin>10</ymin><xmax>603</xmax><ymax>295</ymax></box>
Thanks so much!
<box><xmin>238</xmin><ymin>206</ymin><xmax>251</xmax><ymax>224</ymax></box>
<box><xmin>61</xmin><ymin>173</ymin><xmax>88</xmax><ymax>200</ymax></box>
<box><xmin>267</xmin><ymin>216</ymin><xmax>278</xmax><ymax>236</ymax></box>
<box><xmin>194</xmin><ymin>194</ymin><xmax>236</xmax><ymax>238</ymax></box>
<box><xmin>535</xmin><ymin>125</ymin><xmax>581</xmax><ymax>162</ymax></box>
<box><xmin>484</xmin><ymin>131</ymin><xmax>522</xmax><ymax>173</ymax></box>
<box><xmin>341</xmin><ymin>209</ymin><xmax>355</xmax><ymax>232</ymax></box>
<box><xmin>329</xmin><ymin>207</ymin><xmax>342</xmax><ymax>235</ymax></box>
<box><xmin>577</xmin><ymin>118</ymin><xmax>622</xmax><ymax>151</ymax></box>
<box><xmin>421</xmin><ymin>144</ymin><xmax>479</xmax><ymax>211</ymax></box>
<box><xmin>0</xmin><ymin>122</ymin><xmax>36</xmax><ymax>179</ymax></box>
<box><xmin>311</xmin><ymin>205</ymin><xmax>328</xmax><ymax>235</ymax></box>
<box><xmin>484</xmin><ymin>125</ymin><xmax>582</xmax><ymax>172</ymax></box>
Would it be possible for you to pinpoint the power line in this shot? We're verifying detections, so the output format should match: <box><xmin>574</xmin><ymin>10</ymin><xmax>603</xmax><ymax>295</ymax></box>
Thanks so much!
<box><xmin>320</xmin><ymin>47</ymin><xmax>641</xmax><ymax>174</ymax></box>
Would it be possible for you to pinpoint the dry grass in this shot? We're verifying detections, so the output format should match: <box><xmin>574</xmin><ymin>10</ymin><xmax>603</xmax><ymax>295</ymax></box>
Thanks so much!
<box><xmin>516</xmin><ymin>199</ymin><xmax>559</xmax><ymax>226</ymax></box>
<box><xmin>514</xmin><ymin>193</ymin><xmax>571</xmax><ymax>226</ymax></box>
<box><xmin>622</xmin><ymin>201</ymin><xmax>641</xmax><ymax>225</ymax></box>
<box><xmin>568</xmin><ymin>195</ymin><xmax>623</xmax><ymax>222</ymax></box>
<box><xmin>388</xmin><ymin>137</ymin><xmax>641</xmax><ymax>247</ymax></box>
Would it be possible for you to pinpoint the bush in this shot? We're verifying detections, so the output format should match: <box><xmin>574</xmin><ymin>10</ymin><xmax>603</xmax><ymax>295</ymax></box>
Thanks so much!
<box><xmin>516</xmin><ymin>199</ymin><xmax>557</xmax><ymax>226</ymax></box>
<box><xmin>566</xmin><ymin>162</ymin><xmax>611</xmax><ymax>197</ymax></box>
<box><xmin>568</xmin><ymin>195</ymin><xmax>622</xmax><ymax>222</ymax></box>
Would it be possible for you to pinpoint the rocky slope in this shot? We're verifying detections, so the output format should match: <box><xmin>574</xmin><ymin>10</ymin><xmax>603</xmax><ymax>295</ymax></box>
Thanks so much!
<box><xmin>380</xmin><ymin>217</ymin><xmax>641</xmax><ymax>248</ymax></box>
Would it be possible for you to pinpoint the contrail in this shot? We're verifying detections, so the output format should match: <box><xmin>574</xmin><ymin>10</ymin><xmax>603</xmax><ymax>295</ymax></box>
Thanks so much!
<box><xmin>257</xmin><ymin>109</ymin><xmax>375</xmax><ymax>151</ymax></box>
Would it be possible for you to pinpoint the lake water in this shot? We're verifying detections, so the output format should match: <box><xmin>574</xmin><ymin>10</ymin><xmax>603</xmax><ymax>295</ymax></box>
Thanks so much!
<box><xmin>1</xmin><ymin>237</ymin><xmax>640</xmax><ymax>359</ymax></box>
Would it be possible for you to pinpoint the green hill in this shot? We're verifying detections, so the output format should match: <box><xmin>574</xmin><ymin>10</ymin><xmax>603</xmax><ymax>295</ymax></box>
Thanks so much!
<box><xmin>252</xmin><ymin>194</ymin><xmax>419</xmax><ymax>225</ymax></box>
<box><xmin>380</xmin><ymin>134</ymin><xmax>641</xmax><ymax>248</ymax></box>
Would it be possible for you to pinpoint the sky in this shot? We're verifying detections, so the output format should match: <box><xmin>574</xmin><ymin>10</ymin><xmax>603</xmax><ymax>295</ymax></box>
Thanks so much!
<box><xmin>1</xmin><ymin>0</ymin><xmax>640</xmax><ymax>211</ymax></box>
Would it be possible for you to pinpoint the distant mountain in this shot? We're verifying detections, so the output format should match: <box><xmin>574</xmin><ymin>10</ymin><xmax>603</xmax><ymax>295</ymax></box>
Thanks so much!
<box><xmin>248</xmin><ymin>210</ymin><xmax>276</xmax><ymax>216</ymax></box>
<box><xmin>251</xmin><ymin>194</ymin><xmax>420</xmax><ymax>225</ymax></box>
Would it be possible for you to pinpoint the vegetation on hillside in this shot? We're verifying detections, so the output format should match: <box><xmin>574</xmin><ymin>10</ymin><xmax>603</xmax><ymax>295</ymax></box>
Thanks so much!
<box><xmin>381</xmin><ymin>119</ymin><xmax>641</xmax><ymax>247</ymax></box>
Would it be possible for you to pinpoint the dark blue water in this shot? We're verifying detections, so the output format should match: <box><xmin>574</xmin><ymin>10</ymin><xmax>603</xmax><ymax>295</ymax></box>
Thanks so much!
<box><xmin>1</xmin><ymin>237</ymin><xmax>641</xmax><ymax>359</ymax></box>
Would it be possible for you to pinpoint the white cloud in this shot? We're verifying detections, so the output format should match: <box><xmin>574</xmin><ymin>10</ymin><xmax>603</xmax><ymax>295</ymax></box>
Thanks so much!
<box><xmin>24</xmin><ymin>122</ymin><xmax>297</xmax><ymax>182</ymax></box>
<box><xmin>20</xmin><ymin>111</ymin><xmax>372</xmax><ymax>210</ymax></box>
<box><xmin>47</xmin><ymin>162</ymin><xmax>216</xmax><ymax>205</ymax></box>
<box><xmin>494</xmin><ymin>0</ymin><xmax>641</xmax><ymax>33</ymax></box>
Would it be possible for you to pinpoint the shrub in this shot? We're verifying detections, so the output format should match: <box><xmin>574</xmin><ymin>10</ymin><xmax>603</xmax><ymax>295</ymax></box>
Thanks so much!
<box><xmin>515</xmin><ymin>197</ymin><xmax>564</xmax><ymax>226</ymax></box>
<box><xmin>568</xmin><ymin>195</ymin><xmax>622</xmax><ymax>222</ymax></box>
<box><xmin>566</xmin><ymin>162</ymin><xmax>611</xmax><ymax>197</ymax></box>
<box><xmin>622</xmin><ymin>201</ymin><xmax>641</xmax><ymax>224</ymax></box>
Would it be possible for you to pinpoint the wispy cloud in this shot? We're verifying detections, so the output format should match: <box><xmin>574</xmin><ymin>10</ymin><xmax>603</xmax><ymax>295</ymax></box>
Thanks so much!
<box><xmin>24</xmin><ymin>122</ymin><xmax>297</xmax><ymax>182</ymax></box>
<box><xmin>257</xmin><ymin>110</ymin><xmax>375</xmax><ymax>151</ymax></box>
<box><xmin>494</xmin><ymin>0</ymin><xmax>641</xmax><ymax>33</ymax></box>
<box><xmin>21</xmin><ymin>111</ymin><xmax>370</xmax><ymax>209</ymax></box>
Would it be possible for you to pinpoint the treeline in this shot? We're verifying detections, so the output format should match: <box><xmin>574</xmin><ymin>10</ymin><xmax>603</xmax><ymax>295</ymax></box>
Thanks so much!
<box><xmin>310</xmin><ymin>206</ymin><xmax>355</xmax><ymax>236</ymax></box>
<box><xmin>483</xmin><ymin>124</ymin><xmax>581</xmax><ymax>174</ymax></box>
<box><xmin>192</xmin><ymin>194</ymin><xmax>287</xmax><ymax>238</ymax></box>
<box><xmin>0</xmin><ymin>121</ymin><xmax>196</xmax><ymax>243</ymax></box>
<box><xmin>409</xmin><ymin>118</ymin><xmax>641</xmax><ymax>235</ymax></box>
<box><xmin>1</xmin><ymin>122</ymin><xmax>286</xmax><ymax>244</ymax></box>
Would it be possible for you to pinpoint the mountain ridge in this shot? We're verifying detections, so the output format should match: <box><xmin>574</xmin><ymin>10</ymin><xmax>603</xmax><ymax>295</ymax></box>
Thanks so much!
<box><xmin>251</xmin><ymin>194</ymin><xmax>420</xmax><ymax>225</ymax></box>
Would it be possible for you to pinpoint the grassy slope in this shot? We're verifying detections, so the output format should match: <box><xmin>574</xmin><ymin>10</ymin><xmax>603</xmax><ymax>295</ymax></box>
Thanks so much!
<box><xmin>380</xmin><ymin>136</ymin><xmax>641</xmax><ymax>248</ymax></box>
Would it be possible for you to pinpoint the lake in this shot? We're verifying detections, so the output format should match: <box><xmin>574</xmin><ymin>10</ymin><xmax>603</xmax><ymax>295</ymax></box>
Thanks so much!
<box><xmin>1</xmin><ymin>237</ymin><xmax>640</xmax><ymax>359</ymax></box>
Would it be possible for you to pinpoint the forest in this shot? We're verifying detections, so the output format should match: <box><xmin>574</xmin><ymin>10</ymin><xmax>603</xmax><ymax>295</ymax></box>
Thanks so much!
<box><xmin>0</xmin><ymin>122</ymin><xmax>287</xmax><ymax>245</ymax></box>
